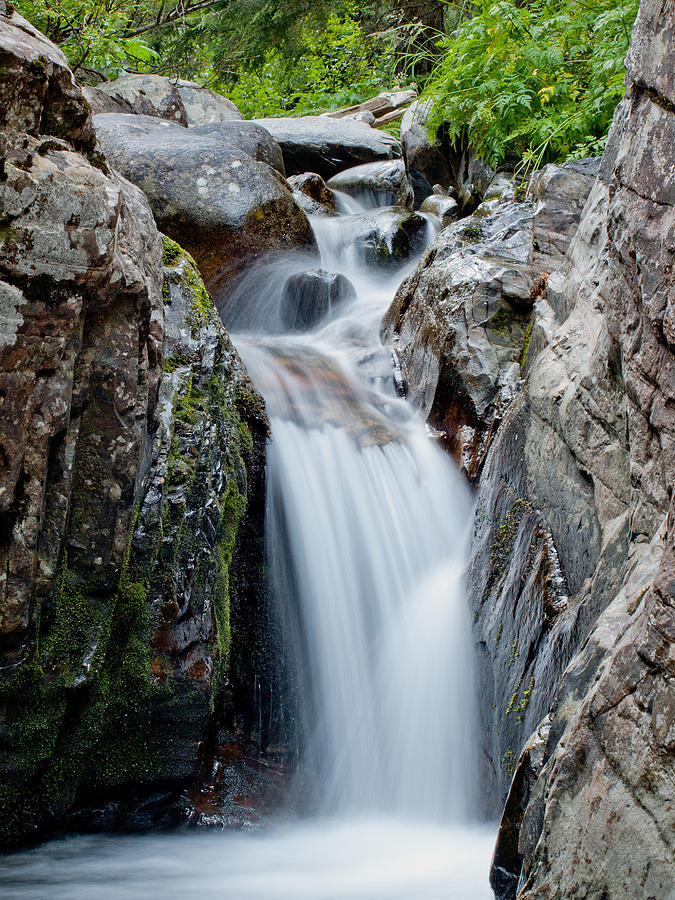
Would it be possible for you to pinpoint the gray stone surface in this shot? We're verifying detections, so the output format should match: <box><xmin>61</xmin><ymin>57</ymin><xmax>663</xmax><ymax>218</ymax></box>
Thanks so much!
<box><xmin>176</xmin><ymin>79</ymin><xmax>243</xmax><ymax>125</ymax></box>
<box><xmin>0</xmin><ymin>12</ymin><xmax>270</xmax><ymax>847</ymax></box>
<box><xmin>327</xmin><ymin>160</ymin><xmax>413</xmax><ymax>209</ymax></box>
<box><xmin>287</xmin><ymin>171</ymin><xmax>337</xmax><ymax>216</ymax></box>
<box><xmin>93</xmin><ymin>113</ymin><xmax>316</xmax><ymax>299</ymax></box>
<box><xmin>89</xmin><ymin>74</ymin><xmax>188</xmax><ymax>125</ymax></box>
<box><xmin>252</xmin><ymin>115</ymin><xmax>401</xmax><ymax>179</ymax></box>
<box><xmin>382</xmin><ymin>161</ymin><xmax>596</xmax><ymax>481</ymax></box>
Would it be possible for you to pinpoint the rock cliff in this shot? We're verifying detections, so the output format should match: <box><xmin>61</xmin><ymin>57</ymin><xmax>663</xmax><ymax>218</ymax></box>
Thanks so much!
<box><xmin>383</xmin><ymin>1</ymin><xmax>674</xmax><ymax>896</ymax></box>
<box><xmin>0</xmin><ymin>11</ymin><xmax>270</xmax><ymax>847</ymax></box>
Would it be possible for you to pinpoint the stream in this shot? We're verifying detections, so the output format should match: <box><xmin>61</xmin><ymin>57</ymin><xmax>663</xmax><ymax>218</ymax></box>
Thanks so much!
<box><xmin>0</xmin><ymin>186</ymin><xmax>496</xmax><ymax>898</ymax></box>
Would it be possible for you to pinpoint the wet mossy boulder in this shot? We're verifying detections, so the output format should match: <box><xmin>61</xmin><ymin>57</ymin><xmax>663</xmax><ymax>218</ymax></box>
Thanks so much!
<box><xmin>280</xmin><ymin>269</ymin><xmax>356</xmax><ymax>330</ymax></box>
<box><xmin>351</xmin><ymin>208</ymin><xmax>428</xmax><ymax>268</ymax></box>
<box><xmin>93</xmin><ymin>113</ymin><xmax>317</xmax><ymax>301</ymax></box>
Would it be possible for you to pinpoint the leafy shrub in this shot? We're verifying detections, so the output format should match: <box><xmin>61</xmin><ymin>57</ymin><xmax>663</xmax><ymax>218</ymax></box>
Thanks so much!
<box><xmin>227</xmin><ymin>5</ymin><xmax>400</xmax><ymax>117</ymax></box>
<box><xmin>422</xmin><ymin>0</ymin><xmax>639</xmax><ymax>168</ymax></box>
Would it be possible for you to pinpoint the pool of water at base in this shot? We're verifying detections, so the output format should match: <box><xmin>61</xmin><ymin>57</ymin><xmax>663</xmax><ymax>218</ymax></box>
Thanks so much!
<box><xmin>0</xmin><ymin>817</ymin><xmax>496</xmax><ymax>900</ymax></box>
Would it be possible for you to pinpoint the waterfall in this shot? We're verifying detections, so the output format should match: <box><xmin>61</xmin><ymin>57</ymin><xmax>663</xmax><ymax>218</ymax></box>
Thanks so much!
<box><xmin>237</xmin><ymin>200</ymin><xmax>477</xmax><ymax>823</ymax></box>
<box><xmin>0</xmin><ymin>181</ymin><xmax>496</xmax><ymax>900</ymax></box>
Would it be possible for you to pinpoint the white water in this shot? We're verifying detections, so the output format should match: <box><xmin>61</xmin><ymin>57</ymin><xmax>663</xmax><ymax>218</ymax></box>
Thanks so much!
<box><xmin>0</xmin><ymin>186</ymin><xmax>495</xmax><ymax>897</ymax></box>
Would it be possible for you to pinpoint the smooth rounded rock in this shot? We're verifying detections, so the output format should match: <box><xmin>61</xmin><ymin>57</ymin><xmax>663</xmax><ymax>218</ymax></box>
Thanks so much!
<box><xmin>350</xmin><ymin>209</ymin><xmax>428</xmax><ymax>268</ymax></box>
<box><xmin>93</xmin><ymin>113</ymin><xmax>316</xmax><ymax>297</ymax></box>
<box><xmin>419</xmin><ymin>193</ymin><xmax>460</xmax><ymax>226</ymax></box>
<box><xmin>87</xmin><ymin>74</ymin><xmax>188</xmax><ymax>125</ymax></box>
<box><xmin>287</xmin><ymin>172</ymin><xmax>337</xmax><ymax>216</ymax></box>
<box><xmin>327</xmin><ymin>160</ymin><xmax>413</xmax><ymax>209</ymax></box>
<box><xmin>175</xmin><ymin>79</ymin><xmax>243</xmax><ymax>125</ymax></box>
<box><xmin>252</xmin><ymin>115</ymin><xmax>401</xmax><ymax>179</ymax></box>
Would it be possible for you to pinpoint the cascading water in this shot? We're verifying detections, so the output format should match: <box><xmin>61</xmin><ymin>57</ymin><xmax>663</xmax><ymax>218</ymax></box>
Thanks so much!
<box><xmin>0</xmin><ymin>186</ymin><xmax>496</xmax><ymax>900</ymax></box>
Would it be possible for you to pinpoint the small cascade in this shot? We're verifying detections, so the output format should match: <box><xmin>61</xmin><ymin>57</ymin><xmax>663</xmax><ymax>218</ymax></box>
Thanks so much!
<box><xmin>235</xmin><ymin>191</ymin><xmax>477</xmax><ymax>823</ymax></box>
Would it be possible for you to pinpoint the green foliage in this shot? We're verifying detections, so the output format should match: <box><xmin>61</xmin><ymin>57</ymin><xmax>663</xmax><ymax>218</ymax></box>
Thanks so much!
<box><xmin>16</xmin><ymin>0</ymin><xmax>161</xmax><ymax>74</ymax></box>
<box><xmin>423</xmin><ymin>0</ymin><xmax>639</xmax><ymax>168</ymax></box>
<box><xmin>226</xmin><ymin>5</ymin><xmax>399</xmax><ymax>117</ymax></box>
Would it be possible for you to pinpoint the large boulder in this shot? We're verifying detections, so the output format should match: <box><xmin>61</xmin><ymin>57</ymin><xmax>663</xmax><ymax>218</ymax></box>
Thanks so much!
<box><xmin>85</xmin><ymin>74</ymin><xmax>189</xmax><ymax>125</ymax></box>
<box><xmin>252</xmin><ymin>115</ymin><xmax>401</xmax><ymax>179</ymax></box>
<box><xmin>93</xmin><ymin>113</ymin><xmax>316</xmax><ymax>300</ymax></box>
<box><xmin>327</xmin><ymin>160</ymin><xmax>413</xmax><ymax>209</ymax></box>
<box><xmin>488</xmin><ymin>2</ymin><xmax>675</xmax><ymax>893</ymax></box>
<box><xmin>400</xmin><ymin>99</ymin><xmax>493</xmax><ymax>209</ymax></box>
<box><xmin>382</xmin><ymin>160</ymin><xmax>596</xmax><ymax>480</ymax></box>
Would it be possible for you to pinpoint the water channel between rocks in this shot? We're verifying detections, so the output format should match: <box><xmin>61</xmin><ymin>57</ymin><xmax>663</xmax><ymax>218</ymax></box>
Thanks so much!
<box><xmin>0</xmin><ymin>187</ymin><xmax>496</xmax><ymax>899</ymax></box>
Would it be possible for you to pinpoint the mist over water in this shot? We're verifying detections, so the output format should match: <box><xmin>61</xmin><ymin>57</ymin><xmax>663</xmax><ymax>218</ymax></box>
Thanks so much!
<box><xmin>0</xmin><ymin>182</ymin><xmax>496</xmax><ymax>898</ymax></box>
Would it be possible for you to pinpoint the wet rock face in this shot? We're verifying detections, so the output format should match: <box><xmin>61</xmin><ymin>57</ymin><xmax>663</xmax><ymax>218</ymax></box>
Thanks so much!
<box><xmin>280</xmin><ymin>270</ymin><xmax>356</xmax><ymax>331</ymax></box>
<box><xmin>327</xmin><ymin>160</ymin><xmax>413</xmax><ymax>209</ymax></box>
<box><xmin>351</xmin><ymin>208</ymin><xmax>428</xmax><ymax>269</ymax></box>
<box><xmin>92</xmin><ymin>113</ymin><xmax>316</xmax><ymax>300</ymax></box>
<box><xmin>405</xmin><ymin>0</ymin><xmax>673</xmax><ymax>894</ymax></box>
<box><xmin>491</xmin><ymin>4</ymin><xmax>675</xmax><ymax>894</ymax></box>
<box><xmin>0</xmin><ymin>13</ymin><xmax>271</xmax><ymax>848</ymax></box>
<box><xmin>381</xmin><ymin>161</ymin><xmax>597</xmax><ymax>481</ymax></box>
<box><xmin>287</xmin><ymin>171</ymin><xmax>337</xmax><ymax>216</ymax></box>
<box><xmin>252</xmin><ymin>115</ymin><xmax>401</xmax><ymax>179</ymax></box>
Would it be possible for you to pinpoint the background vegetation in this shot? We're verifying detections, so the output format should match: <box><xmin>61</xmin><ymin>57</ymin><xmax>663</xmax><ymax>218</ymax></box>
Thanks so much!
<box><xmin>16</xmin><ymin>0</ymin><xmax>639</xmax><ymax>166</ymax></box>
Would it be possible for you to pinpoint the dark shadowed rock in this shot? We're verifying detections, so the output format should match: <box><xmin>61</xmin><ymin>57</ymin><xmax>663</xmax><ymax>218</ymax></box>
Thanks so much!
<box><xmin>400</xmin><ymin>99</ymin><xmax>493</xmax><ymax>209</ymax></box>
<box><xmin>90</xmin><ymin>74</ymin><xmax>189</xmax><ymax>125</ymax></box>
<box><xmin>280</xmin><ymin>269</ymin><xmax>356</xmax><ymax>330</ymax></box>
<box><xmin>0</xmin><ymin>11</ymin><xmax>273</xmax><ymax>848</ymax></box>
<box><xmin>252</xmin><ymin>115</ymin><xmax>401</xmax><ymax>179</ymax></box>
<box><xmin>287</xmin><ymin>171</ymin><xmax>337</xmax><ymax>216</ymax></box>
<box><xmin>93</xmin><ymin>113</ymin><xmax>316</xmax><ymax>298</ymax></box>
<box><xmin>327</xmin><ymin>160</ymin><xmax>413</xmax><ymax>208</ymax></box>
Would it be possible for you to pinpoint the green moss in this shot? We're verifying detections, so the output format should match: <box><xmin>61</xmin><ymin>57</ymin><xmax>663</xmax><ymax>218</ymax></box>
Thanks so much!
<box><xmin>503</xmin><ymin>747</ymin><xmax>517</xmax><ymax>776</ymax></box>
<box><xmin>520</xmin><ymin>320</ymin><xmax>533</xmax><ymax>374</ymax></box>
<box><xmin>508</xmin><ymin>637</ymin><xmax>519</xmax><ymax>668</ymax></box>
<box><xmin>516</xmin><ymin>675</ymin><xmax>535</xmax><ymax>723</ymax></box>
<box><xmin>495</xmin><ymin>622</ymin><xmax>503</xmax><ymax>646</ymax></box>
<box><xmin>459</xmin><ymin>222</ymin><xmax>482</xmax><ymax>242</ymax></box>
<box><xmin>162</xmin><ymin>235</ymin><xmax>184</xmax><ymax>266</ymax></box>
<box><xmin>163</xmin><ymin>353</ymin><xmax>188</xmax><ymax>374</ymax></box>
<box><xmin>485</xmin><ymin>498</ymin><xmax>529</xmax><ymax>599</ymax></box>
